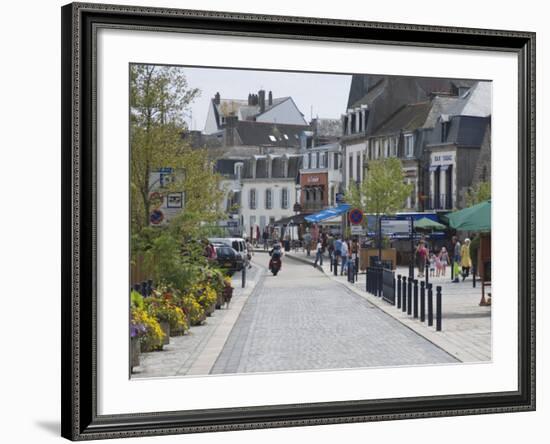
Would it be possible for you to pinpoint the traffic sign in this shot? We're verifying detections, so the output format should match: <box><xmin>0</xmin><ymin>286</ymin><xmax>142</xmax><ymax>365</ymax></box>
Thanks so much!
<box><xmin>351</xmin><ymin>225</ymin><xmax>365</xmax><ymax>235</ymax></box>
<box><xmin>348</xmin><ymin>208</ymin><xmax>364</xmax><ymax>225</ymax></box>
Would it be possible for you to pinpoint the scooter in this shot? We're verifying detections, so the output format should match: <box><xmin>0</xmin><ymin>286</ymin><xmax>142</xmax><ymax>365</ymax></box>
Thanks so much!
<box><xmin>269</xmin><ymin>253</ymin><xmax>282</xmax><ymax>276</ymax></box>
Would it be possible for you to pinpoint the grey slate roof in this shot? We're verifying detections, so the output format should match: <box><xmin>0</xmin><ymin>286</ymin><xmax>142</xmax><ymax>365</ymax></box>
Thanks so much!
<box><xmin>235</xmin><ymin>121</ymin><xmax>309</xmax><ymax>147</ymax></box>
<box><xmin>371</xmin><ymin>101</ymin><xmax>433</xmax><ymax>136</ymax></box>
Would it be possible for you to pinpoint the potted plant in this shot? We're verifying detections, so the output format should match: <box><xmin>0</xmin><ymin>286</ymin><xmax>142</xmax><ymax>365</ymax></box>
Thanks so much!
<box><xmin>131</xmin><ymin>290</ymin><xmax>165</xmax><ymax>352</ymax></box>
<box><xmin>129</xmin><ymin>317</ymin><xmax>146</xmax><ymax>372</ymax></box>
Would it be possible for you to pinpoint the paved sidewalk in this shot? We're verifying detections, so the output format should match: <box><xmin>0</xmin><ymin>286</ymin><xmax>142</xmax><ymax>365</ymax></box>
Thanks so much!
<box><xmin>132</xmin><ymin>264</ymin><xmax>263</xmax><ymax>379</ymax></box>
<box><xmin>286</xmin><ymin>250</ymin><xmax>491</xmax><ymax>363</ymax></box>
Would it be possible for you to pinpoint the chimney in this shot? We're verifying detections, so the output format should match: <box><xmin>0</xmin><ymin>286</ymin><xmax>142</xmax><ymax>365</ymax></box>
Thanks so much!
<box><xmin>214</xmin><ymin>92</ymin><xmax>220</xmax><ymax>105</ymax></box>
<box><xmin>268</xmin><ymin>91</ymin><xmax>273</xmax><ymax>106</ymax></box>
<box><xmin>224</xmin><ymin>115</ymin><xmax>238</xmax><ymax>147</ymax></box>
<box><xmin>258</xmin><ymin>90</ymin><xmax>266</xmax><ymax>113</ymax></box>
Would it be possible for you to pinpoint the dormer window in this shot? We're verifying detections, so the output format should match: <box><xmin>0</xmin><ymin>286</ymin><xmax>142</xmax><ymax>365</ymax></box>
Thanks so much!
<box><xmin>234</xmin><ymin>162</ymin><xmax>243</xmax><ymax>179</ymax></box>
<box><xmin>404</xmin><ymin>134</ymin><xmax>414</xmax><ymax>158</ymax></box>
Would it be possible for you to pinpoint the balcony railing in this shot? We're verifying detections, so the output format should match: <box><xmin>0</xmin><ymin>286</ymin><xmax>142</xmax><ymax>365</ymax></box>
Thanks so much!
<box><xmin>424</xmin><ymin>194</ymin><xmax>453</xmax><ymax>210</ymax></box>
<box><xmin>302</xmin><ymin>201</ymin><xmax>325</xmax><ymax>212</ymax></box>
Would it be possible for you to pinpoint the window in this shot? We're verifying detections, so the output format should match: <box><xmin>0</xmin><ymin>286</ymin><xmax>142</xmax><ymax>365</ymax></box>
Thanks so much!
<box><xmin>333</xmin><ymin>152</ymin><xmax>339</xmax><ymax>170</ymax></box>
<box><xmin>234</xmin><ymin>162</ymin><xmax>243</xmax><ymax>179</ymax></box>
<box><xmin>404</xmin><ymin>134</ymin><xmax>414</xmax><ymax>158</ymax></box>
<box><xmin>356</xmin><ymin>153</ymin><xmax>361</xmax><ymax>182</ymax></box>
<box><xmin>308</xmin><ymin>152</ymin><xmax>312</xmax><ymax>169</ymax></box>
<box><xmin>349</xmin><ymin>155</ymin><xmax>353</xmax><ymax>181</ymax></box>
<box><xmin>351</xmin><ymin>113</ymin><xmax>356</xmax><ymax>133</ymax></box>
<box><xmin>358</xmin><ymin>111</ymin><xmax>363</xmax><ymax>132</ymax></box>
<box><xmin>315</xmin><ymin>152</ymin><xmax>320</xmax><ymax>169</ymax></box>
<box><xmin>374</xmin><ymin>139</ymin><xmax>380</xmax><ymax>158</ymax></box>
<box><xmin>383</xmin><ymin>138</ymin><xmax>389</xmax><ymax>158</ymax></box>
<box><xmin>249</xmin><ymin>189</ymin><xmax>256</xmax><ymax>209</ymax></box>
<box><xmin>303</xmin><ymin>153</ymin><xmax>309</xmax><ymax>169</ymax></box>
<box><xmin>390</xmin><ymin>137</ymin><xmax>398</xmax><ymax>157</ymax></box>
<box><xmin>268</xmin><ymin>135</ymin><xmax>277</xmax><ymax>142</ymax></box>
<box><xmin>320</xmin><ymin>152</ymin><xmax>326</xmax><ymax>168</ymax></box>
<box><xmin>281</xmin><ymin>188</ymin><xmax>289</xmax><ymax>209</ymax></box>
<box><xmin>249</xmin><ymin>215</ymin><xmax>256</xmax><ymax>229</ymax></box>
<box><xmin>265</xmin><ymin>188</ymin><xmax>272</xmax><ymax>209</ymax></box>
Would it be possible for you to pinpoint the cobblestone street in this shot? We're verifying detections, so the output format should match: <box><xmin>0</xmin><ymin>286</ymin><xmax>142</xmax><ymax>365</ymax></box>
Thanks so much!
<box><xmin>211</xmin><ymin>253</ymin><xmax>456</xmax><ymax>374</ymax></box>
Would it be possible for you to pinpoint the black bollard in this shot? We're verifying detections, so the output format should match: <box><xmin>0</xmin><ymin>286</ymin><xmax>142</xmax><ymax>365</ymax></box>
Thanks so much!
<box><xmin>472</xmin><ymin>264</ymin><xmax>476</xmax><ymax>288</ymax></box>
<box><xmin>242</xmin><ymin>265</ymin><xmax>246</xmax><ymax>289</ymax></box>
<box><xmin>425</xmin><ymin>261</ymin><xmax>429</xmax><ymax>287</ymax></box>
<box><xmin>397</xmin><ymin>275</ymin><xmax>402</xmax><ymax>309</ymax></box>
<box><xmin>355</xmin><ymin>257</ymin><xmax>359</xmax><ymax>281</ymax></box>
<box><xmin>427</xmin><ymin>283</ymin><xmax>434</xmax><ymax>326</ymax></box>
<box><xmin>330</xmin><ymin>255</ymin><xmax>333</xmax><ymax>272</ymax></box>
<box><xmin>378</xmin><ymin>268</ymin><xmax>383</xmax><ymax>297</ymax></box>
<box><xmin>402</xmin><ymin>275</ymin><xmax>407</xmax><ymax>312</ymax></box>
<box><xmin>436</xmin><ymin>285</ymin><xmax>442</xmax><ymax>331</ymax></box>
<box><xmin>420</xmin><ymin>281</ymin><xmax>426</xmax><ymax>322</ymax></box>
<box><xmin>366</xmin><ymin>268</ymin><xmax>369</xmax><ymax>293</ymax></box>
<box><xmin>407</xmin><ymin>277</ymin><xmax>412</xmax><ymax>315</ymax></box>
<box><xmin>413</xmin><ymin>279</ymin><xmax>419</xmax><ymax>318</ymax></box>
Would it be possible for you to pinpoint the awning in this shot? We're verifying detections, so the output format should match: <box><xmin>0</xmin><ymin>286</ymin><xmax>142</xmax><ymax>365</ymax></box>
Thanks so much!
<box><xmin>305</xmin><ymin>204</ymin><xmax>351</xmax><ymax>223</ymax></box>
<box><xmin>429</xmin><ymin>165</ymin><xmax>439</xmax><ymax>172</ymax></box>
<box><xmin>440</xmin><ymin>164</ymin><xmax>451</xmax><ymax>171</ymax></box>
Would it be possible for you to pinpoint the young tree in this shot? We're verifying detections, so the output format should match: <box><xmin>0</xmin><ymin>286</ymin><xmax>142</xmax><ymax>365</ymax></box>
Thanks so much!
<box><xmin>130</xmin><ymin>64</ymin><xmax>201</xmax><ymax>232</ymax></box>
<box><xmin>345</xmin><ymin>158</ymin><xmax>413</xmax><ymax>243</ymax></box>
<box><xmin>465</xmin><ymin>181</ymin><xmax>491</xmax><ymax>207</ymax></box>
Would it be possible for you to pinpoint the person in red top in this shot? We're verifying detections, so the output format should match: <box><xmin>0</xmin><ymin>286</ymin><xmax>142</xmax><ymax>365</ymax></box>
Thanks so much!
<box><xmin>416</xmin><ymin>240</ymin><xmax>428</xmax><ymax>278</ymax></box>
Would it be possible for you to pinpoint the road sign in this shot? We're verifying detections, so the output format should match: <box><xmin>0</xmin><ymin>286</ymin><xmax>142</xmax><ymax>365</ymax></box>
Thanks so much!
<box><xmin>381</xmin><ymin>219</ymin><xmax>411</xmax><ymax>235</ymax></box>
<box><xmin>351</xmin><ymin>225</ymin><xmax>365</xmax><ymax>235</ymax></box>
<box><xmin>149</xmin><ymin>209</ymin><xmax>164</xmax><ymax>225</ymax></box>
<box><xmin>348</xmin><ymin>208</ymin><xmax>364</xmax><ymax>225</ymax></box>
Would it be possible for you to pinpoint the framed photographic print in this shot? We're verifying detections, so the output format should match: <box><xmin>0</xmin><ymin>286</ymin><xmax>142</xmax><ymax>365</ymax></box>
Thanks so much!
<box><xmin>61</xmin><ymin>2</ymin><xmax>535</xmax><ymax>440</ymax></box>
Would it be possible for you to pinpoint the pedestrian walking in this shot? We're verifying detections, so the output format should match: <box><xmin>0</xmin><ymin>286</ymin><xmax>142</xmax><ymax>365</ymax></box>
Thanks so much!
<box><xmin>303</xmin><ymin>231</ymin><xmax>312</xmax><ymax>256</ymax></box>
<box><xmin>334</xmin><ymin>236</ymin><xmax>343</xmax><ymax>265</ymax></box>
<box><xmin>313</xmin><ymin>240</ymin><xmax>324</xmax><ymax>267</ymax></box>
<box><xmin>429</xmin><ymin>252</ymin><xmax>436</xmax><ymax>277</ymax></box>
<box><xmin>439</xmin><ymin>247</ymin><xmax>449</xmax><ymax>277</ymax></box>
<box><xmin>416</xmin><ymin>240</ymin><xmax>428</xmax><ymax>278</ymax></box>
<box><xmin>461</xmin><ymin>238</ymin><xmax>472</xmax><ymax>281</ymax></box>
<box><xmin>262</xmin><ymin>227</ymin><xmax>269</xmax><ymax>251</ymax></box>
<box><xmin>340</xmin><ymin>239</ymin><xmax>349</xmax><ymax>275</ymax></box>
<box><xmin>451</xmin><ymin>236</ymin><xmax>461</xmax><ymax>282</ymax></box>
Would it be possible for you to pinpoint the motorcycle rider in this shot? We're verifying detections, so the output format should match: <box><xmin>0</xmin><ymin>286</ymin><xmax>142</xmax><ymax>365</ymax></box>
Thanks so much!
<box><xmin>269</xmin><ymin>241</ymin><xmax>283</xmax><ymax>271</ymax></box>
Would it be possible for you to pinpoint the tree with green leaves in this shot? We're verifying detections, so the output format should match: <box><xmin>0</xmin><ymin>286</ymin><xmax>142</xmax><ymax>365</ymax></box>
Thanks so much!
<box><xmin>345</xmin><ymin>157</ymin><xmax>413</xmax><ymax>217</ymax></box>
<box><xmin>345</xmin><ymin>158</ymin><xmax>413</xmax><ymax>246</ymax></box>
<box><xmin>130</xmin><ymin>64</ymin><xmax>202</xmax><ymax>232</ymax></box>
<box><xmin>465</xmin><ymin>181</ymin><xmax>491</xmax><ymax>207</ymax></box>
<box><xmin>130</xmin><ymin>64</ymin><xmax>227</xmax><ymax>289</ymax></box>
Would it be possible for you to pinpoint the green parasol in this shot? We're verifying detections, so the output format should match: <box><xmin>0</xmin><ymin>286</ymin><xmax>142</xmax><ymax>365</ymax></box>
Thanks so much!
<box><xmin>443</xmin><ymin>200</ymin><xmax>491</xmax><ymax>232</ymax></box>
<box><xmin>414</xmin><ymin>217</ymin><xmax>446</xmax><ymax>231</ymax></box>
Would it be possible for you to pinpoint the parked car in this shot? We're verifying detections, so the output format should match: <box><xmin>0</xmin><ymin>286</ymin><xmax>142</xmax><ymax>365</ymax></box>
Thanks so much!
<box><xmin>213</xmin><ymin>244</ymin><xmax>244</xmax><ymax>274</ymax></box>
<box><xmin>208</xmin><ymin>237</ymin><xmax>249</xmax><ymax>267</ymax></box>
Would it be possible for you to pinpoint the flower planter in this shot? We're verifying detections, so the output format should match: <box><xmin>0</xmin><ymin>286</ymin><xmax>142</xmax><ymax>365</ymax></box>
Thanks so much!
<box><xmin>205</xmin><ymin>302</ymin><xmax>216</xmax><ymax>317</ymax></box>
<box><xmin>159</xmin><ymin>321</ymin><xmax>170</xmax><ymax>346</ymax></box>
<box><xmin>130</xmin><ymin>336</ymin><xmax>140</xmax><ymax>372</ymax></box>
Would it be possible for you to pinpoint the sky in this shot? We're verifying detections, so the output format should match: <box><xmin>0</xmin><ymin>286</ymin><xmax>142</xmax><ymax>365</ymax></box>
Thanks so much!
<box><xmin>177</xmin><ymin>66</ymin><xmax>352</xmax><ymax>131</ymax></box>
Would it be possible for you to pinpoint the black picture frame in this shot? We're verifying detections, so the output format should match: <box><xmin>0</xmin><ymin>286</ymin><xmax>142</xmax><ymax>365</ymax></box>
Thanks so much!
<box><xmin>61</xmin><ymin>2</ymin><xmax>536</xmax><ymax>440</ymax></box>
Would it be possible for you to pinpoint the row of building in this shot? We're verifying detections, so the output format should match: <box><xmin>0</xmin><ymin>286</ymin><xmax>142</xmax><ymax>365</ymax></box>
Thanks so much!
<box><xmin>185</xmin><ymin>74</ymin><xmax>491</xmax><ymax>239</ymax></box>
